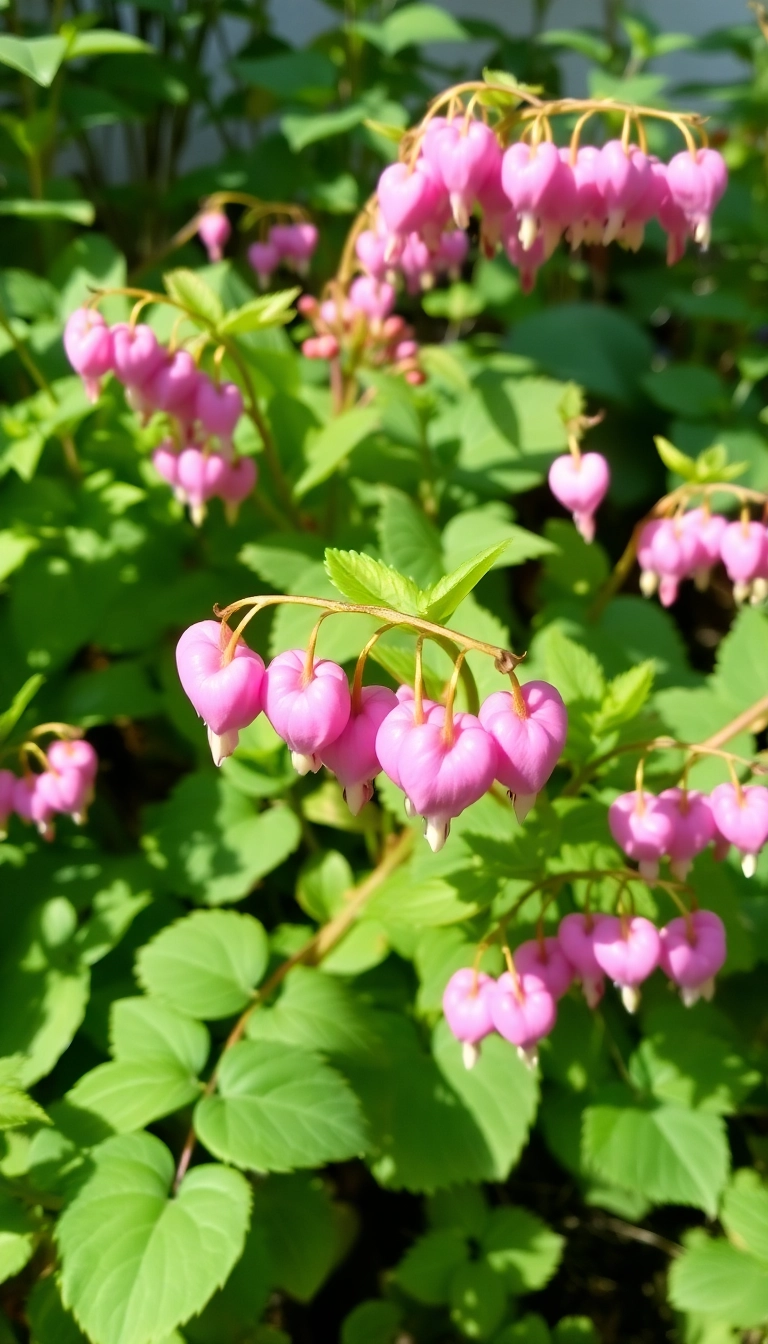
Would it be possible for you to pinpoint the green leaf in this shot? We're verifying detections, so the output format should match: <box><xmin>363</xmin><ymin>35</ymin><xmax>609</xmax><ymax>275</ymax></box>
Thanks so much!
<box><xmin>654</xmin><ymin>435</ymin><xmax>699</xmax><ymax>480</ymax></box>
<box><xmin>136</xmin><ymin>909</ymin><xmax>268</xmax><ymax>1019</ymax></box>
<box><xmin>293</xmin><ymin>407</ymin><xmax>380</xmax><ymax>499</ymax></box>
<box><xmin>431</xmin><ymin>1021</ymin><xmax>539</xmax><ymax>1184</ymax></box>
<box><xmin>111</xmin><ymin>998</ymin><xmax>210</xmax><ymax>1073</ymax></box>
<box><xmin>295</xmin><ymin>850</ymin><xmax>352</xmax><ymax>922</ymax></box>
<box><xmin>509</xmin><ymin>303</ymin><xmax>652</xmax><ymax>403</ymax></box>
<box><xmin>28</xmin><ymin>1277</ymin><xmax>89</xmax><ymax>1344</ymax></box>
<box><xmin>378</xmin><ymin>490</ymin><xmax>443</xmax><ymax>589</ymax></box>
<box><xmin>252</xmin><ymin>1173</ymin><xmax>342</xmax><ymax>1302</ymax></box>
<box><xmin>324</xmin><ymin>547</ymin><xmax>423</xmax><ymax>615</ymax></box>
<box><xmin>281</xmin><ymin>103</ymin><xmax>368</xmax><ymax>152</ymax></box>
<box><xmin>0</xmin><ymin>673</ymin><xmax>43</xmax><ymax>744</ymax></box>
<box><xmin>183</xmin><ymin>1219</ymin><xmax>270</xmax><ymax>1344</ymax></box>
<box><xmin>0</xmin><ymin>528</ymin><xmax>38</xmax><ymax>581</ymax></box>
<box><xmin>482</xmin><ymin>1206</ymin><xmax>564</xmax><ymax>1294</ymax></box>
<box><xmin>629</xmin><ymin>1016</ymin><xmax>760</xmax><ymax>1115</ymax></box>
<box><xmin>245</xmin><ymin>966</ymin><xmax>382</xmax><ymax>1063</ymax></box>
<box><xmin>194</xmin><ymin>1040</ymin><xmax>368</xmax><ymax>1172</ymax></box>
<box><xmin>0</xmin><ymin>35</ymin><xmax>67</xmax><ymax>87</ymax></box>
<box><xmin>163</xmin><ymin>268</ymin><xmax>224</xmax><ymax>326</ymax></box>
<box><xmin>0</xmin><ymin>1054</ymin><xmax>49</xmax><ymax>1129</ymax></box>
<box><xmin>641</xmin><ymin>366</ymin><xmax>724</xmax><ymax>418</ymax></box>
<box><xmin>66</xmin><ymin>30</ymin><xmax>154</xmax><ymax>58</ymax></box>
<box><xmin>543</xmin><ymin>630</ymin><xmax>605</xmax><ymax>705</ymax></box>
<box><xmin>422</xmin><ymin>541</ymin><xmax>513</xmax><ymax>623</ymax></box>
<box><xmin>65</xmin><ymin>1057</ymin><xmax>202</xmax><ymax>1134</ymax></box>
<box><xmin>449</xmin><ymin>1260</ymin><xmax>507</xmax><ymax>1341</ymax></box>
<box><xmin>552</xmin><ymin>1319</ymin><xmax>599</xmax><ymax>1344</ymax></box>
<box><xmin>0</xmin><ymin>199</ymin><xmax>95</xmax><ymax>224</ymax></box>
<box><xmin>232</xmin><ymin>50</ymin><xmax>337</xmax><ymax>98</ymax></box>
<box><xmin>722</xmin><ymin>1170</ymin><xmax>768</xmax><ymax>1263</ymax></box>
<box><xmin>669</xmin><ymin>1233</ymin><xmax>768</xmax><ymax>1327</ymax></box>
<box><xmin>341</xmin><ymin>1301</ymin><xmax>402</xmax><ymax>1344</ymax></box>
<box><xmin>143</xmin><ymin>773</ymin><xmax>301</xmax><ymax>905</ymax></box>
<box><xmin>592</xmin><ymin>661</ymin><xmax>655</xmax><ymax>735</ymax></box>
<box><xmin>441</xmin><ymin>508</ymin><xmax>556</xmax><ymax>573</ymax></box>
<box><xmin>0</xmin><ymin>1187</ymin><xmax>40</xmax><ymax>1284</ymax></box>
<box><xmin>378</xmin><ymin>3</ymin><xmax>468</xmax><ymax>53</ymax></box>
<box><xmin>395</xmin><ymin>1228</ymin><xmax>468</xmax><ymax>1304</ymax></box>
<box><xmin>217</xmin><ymin>288</ymin><xmax>299</xmax><ymax>336</ymax></box>
<box><xmin>539</xmin><ymin>28</ymin><xmax>613</xmax><ymax>62</ymax></box>
<box><xmin>57</xmin><ymin>1133</ymin><xmax>251</xmax><ymax>1344</ymax></box>
<box><xmin>582</xmin><ymin>1101</ymin><xmax>729</xmax><ymax>1216</ymax></box>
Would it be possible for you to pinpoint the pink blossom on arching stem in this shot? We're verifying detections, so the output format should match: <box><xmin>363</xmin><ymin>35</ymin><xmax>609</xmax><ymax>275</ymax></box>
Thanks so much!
<box><xmin>63</xmin><ymin>308</ymin><xmax>114</xmax><ymax>402</ymax></box>
<box><xmin>513</xmin><ymin>937</ymin><xmax>574</xmax><ymax>999</ymax></box>
<box><xmin>376</xmin><ymin>159</ymin><xmax>446</xmax><ymax>256</ymax></box>
<box><xmin>637</xmin><ymin>517</ymin><xmax>666</xmax><ymax>598</ymax></box>
<box><xmin>608</xmin><ymin>790</ymin><xmax>675</xmax><ymax>880</ymax></box>
<box><xmin>175</xmin><ymin>448</ymin><xmax>229</xmax><ymax>526</ymax></box>
<box><xmin>434</xmin><ymin>229</ymin><xmax>469</xmax><ymax>279</ymax></box>
<box><xmin>659</xmin><ymin>910</ymin><xmax>726</xmax><ymax>1006</ymax></box>
<box><xmin>145</xmin><ymin>349</ymin><xmax>200</xmax><ymax>418</ymax></box>
<box><xmin>47</xmin><ymin>738</ymin><xmax>98</xmax><ymax>786</ymax></box>
<box><xmin>479</xmin><ymin>681</ymin><xmax>567</xmax><ymax>822</ymax></box>
<box><xmin>595</xmin><ymin>140</ymin><xmax>652</xmax><ymax>246</ymax></box>
<box><xmin>502</xmin><ymin>218</ymin><xmax>545</xmax><ymax>294</ymax></box>
<box><xmin>709</xmin><ymin>782</ymin><xmax>768</xmax><ymax>878</ymax></box>
<box><xmin>152</xmin><ymin>440</ymin><xmax>180</xmax><ymax>490</ymax></box>
<box><xmin>376</xmin><ymin>697</ymin><xmax>449</xmax><ymax>818</ymax></box>
<box><xmin>263</xmin><ymin>649</ymin><xmax>351</xmax><ymax>777</ymax></box>
<box><xmin>218</xmin><ymin>456</ymin><xmax>257</xmax><ymax>524</ymax></box>
<box><xmin>442</xmin><ymin>968</ymin><xmax>496</xmax><ymax>1070</ymax></box>
<box><xmin>557</xmin><ymin>913</ymin><xmax>605</xmax><ymax>1008</ymax></box>
<box><xmin>681</xmin><ymin>508</ymin><xmax>727</xmax><ymax>591</ymax></box>
<box><xmin>194</xmin><ymin>378</ymin><xmax>243</xmax><ymax>453</ymax></box>
<box><xmin>320</xmin><ymin>684</ymin><xmax>398</xmax><ymax>815</ymax></box>
<box><xmin>397</xmin><ymin>707</ymin><xmax>499</xmax><ymax>852</ymax></box>
<box><xmin>247</xmin><ymin>240</ymin><xmax>280</xmax><ymax>289</ymax></box>
<box><xmin>720</xmin><ymin>519</ymin><xmax>767</xmax><ymax>604</ymax></box>
<box><xmin>565</xmin><ymin>145</ymin><xmax>606</xmax><ymax>250</ymax></box>
<box><xmin>666</xmin><ymin>148</ymin><xmax>727</xmax><ymax>250</ymax></box>
<box><xmin>592</xmin><ymin>914</ymin><xmax>661</xmax><ymax>1013</ymax></box>
<box><xmin>348</xmin><ymin>276</ymin><xmax>396</xmax><ymax>323</ymax></box>
<box><xmin>501</xmin><ymin>140</ymin><xmax>576</xmax><ymax>257</ymax></box>
<box><xmin>269</xmin><ymin>222</ymin><xmax>318</xmax><ymax>276</ymax></box>
<box><xmin>656</xmin><ymin>787</ymin><xmax>716</xmax><ymax>880</ymax></box>
<box><xmin>111</xmin><ymin>323</ymin><xmax>166</xmax><ymax>389</ymax></box>
<box><xmin>176</xmin><ymin>620</ymin><xmax>265</xmax><ymax>766</ymax></box>
<box><xmin>647</xmin><ymin>516</ymin><xmax>701</xmax><ymax>607</ymax></box>
<box><xmin>197</xmin><ymin>209</ymin><xmax>231</xmax><ymax>262</ymax></box>
<box><xmin>490</xmin><ymin>970</ymin><xmax>557</xmax><ymax>1068</ymax></box>
<box><xmin>432</xmin><ymin>119</ymin><xmax>502</xmax><ymax>229</ymax></box>
<box><xmin>547</xmin><ymin>452</ymin><xmax>610</xmax><ymax>544</ymax></box>
<box><xmin>355</xmin><ymin>229</ymin><xmax>389</xmax><ymax>281</ymax></box>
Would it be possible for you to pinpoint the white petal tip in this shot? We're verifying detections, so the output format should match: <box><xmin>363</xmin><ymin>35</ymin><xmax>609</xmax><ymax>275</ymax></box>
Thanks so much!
<box><xmin>517</xmin><ymin>1045</ymin><xmax>538</xmax><ymax>1070</ymax></box>
<box><xmin>742</xmin><ymin>852</ymin><xmax>758</xmax><ymax>878</ymax></box>
<box><xmin>620</xmin><ymin>985</ymin><xmax>641</xmax><ymax>1014</ymax></box>
<box><xmin>208</xmin><ymin>727</ymin><xmax>239</xmax><ymax>766</ymax></box>
<box><xmin>424</xmin><ymin>817</ymin><xmax>450</xmax><ymax>853</ymax></box>
<box><xmin>291</xmin><ymin>751</ymin><xmax>320</xmax><ymax>776</ymax></box>
<box><xmin>462</xmin><ymin>1042</ymin><xmax>480</xmax><ymax>1071</ymax></box>
<box><xmin>512</xmin><ymin>793</ymin><xmax>537</xmax><ymax>824</ymax></box>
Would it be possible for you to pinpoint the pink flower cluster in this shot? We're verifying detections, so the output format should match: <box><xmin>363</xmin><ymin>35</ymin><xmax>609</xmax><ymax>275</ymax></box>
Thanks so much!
<box><xmin>355</xmin><ymin>222</ymin><xmax>469</xmax><ymax>295</ymax></box>
<box><xmin>298</xmin><ymin>286</ymin><xmax>424</xmax><ymax>383</ymax></box>
<box><xmin>63</xmin><ymin>310</ymin><xmax>257</xmax><ymax>525</ymax></box>
<box><xmin>548</xmin><ymin>451</ymin><xmax>611</xmax><ymax>543</ymax></box>
<box><xmin>195</xmin><ymin>208</ymin><xmax>319</xmax><ymax>280</ymax></box>
<box><xmin>444</xmin><ymin>907</ymin><xmax>727</xmax><ymax>1069</ymax></box>
<box><xmin>375</xmin><ymin>121</ymin><xmax>727</xmax><ymax>292</ymax></box>
<box><xmin>609</xmin><ymin>783</ymin><xmax>768</xmax><ymax>881</ymax></box>
<box><xmin>247</xmin><ymin>223</ymin><xmax>319</xmax><ymax>288</ymax></box>
<box><xmin>175</xmin><ymin>623</ymin><xmax>568</xmax><ymax>848</ymax></box>
<box><xmin>0</xmin><ymin>739</ymin><xmax>98</xmax><ymax>843</ymax></box>
<box><xmin>639</xmin><ymin>510</ymin><xmax>768</xmax><ymax>608</ymax></box>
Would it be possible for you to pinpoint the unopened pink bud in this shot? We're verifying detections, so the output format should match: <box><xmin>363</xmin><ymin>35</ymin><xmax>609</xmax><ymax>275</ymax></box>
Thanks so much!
<box><xmin>356</xmin><ymin>230</ymin><xmax>389</xmax><ymax>279</ymax></box>
<box><xmin>198</xmin><ymin>209</ymin><xmax>231</xmax><ymax>262</ymax></box>
<box><xmin>394</xmin><ymin>339</ymin><xmax>418</xmax><ymax>360</ymax></box>
<box><xmin>348</xmin><ymin>276</ymin><xmax>396</xmax><ymax>323</ymax></box>
<box><xmin>269</xmin><ymin>222</ymin><xmax>318</xmax><ymax>275</ymax></box>
<box><xmin>63</xmin><ymin>307</ymin><xmax>114</xmax><ymax>401</ymax></box>
<box><xmin>404</xmin><ymin>369</ymin><xmax>425</xmax><ymax>385</ymax></box>
<box><xmin>297</xmin><ymin>294</ymin><xmax>319</xmax><ymax>316</ymax></box>
<box><xmin>264</xmin><ymin>649</ymin><xmax>351</xmax><ymax>776</ymax></box>
<box><xmin>47</xmin><ymin>738</ymin><xmax>98</xmax><ymax>786</ymax></box>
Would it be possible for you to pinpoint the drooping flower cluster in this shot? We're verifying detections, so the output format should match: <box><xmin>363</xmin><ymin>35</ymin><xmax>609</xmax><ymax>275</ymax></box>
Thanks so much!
<box><xmin>638</xmin><ymin>508</ymin><xmax>768</xmax><ymax>607</ymax></box>
<box><xmin>355</xmin><ymin>221</ymin><xmax>469</xmax><ymax>296</ymax></box>
<box><xmin>444</xmin><ymin>906</ymin><xmax>727</xmax><ymax>1069</ymax></box>
<box><xmin>175</xmin><ymin>622</ymin><xmax>568</xmax><ymax>849</ymax></box>
<box><xmin>247</xmin><ymin>222</ymin><xmax>319</xmax><ymax>287</ymax></box>
<box><xmin>63</xmin><ymin>310</ymin><xmax>256</xmax><ymax>525</ymax></box>
<box><xmin>0</xmin><ymin>738</ymin><xmax>98</xmax><ymax>843</ymax></box>
<box><xmin>297</xmin><ymin>286</ymin><xmax>425</xmax><ymax>384</ymax></box>
<box><xmin>373</xmin><ymin>113</ymin><xmax>727</xmax><ymax>293</ymax></box>
<box><xmin>609</xmin><ymin>783</ymin><xmax>768</xmax><ymax>880</ymax></box>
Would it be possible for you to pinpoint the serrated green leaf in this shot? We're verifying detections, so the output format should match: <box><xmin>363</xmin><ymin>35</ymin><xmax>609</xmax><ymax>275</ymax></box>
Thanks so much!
<box><xmin>245</xmin><ymin>965</ymin><xmax>382</xmax><ymax>1062</ymax></box>
<box><xmin>293</xmin><ymin>407</ymin><xmax>380</xmax><ymax>499</ymax></box>
<box><xmin>252</xmin><ymin>1173</ymin><xmax>342</xmax><ymax>1302</ymax></box>
<box><xmin>669</xmin><ymin>1234</ymin><xmax>768</xmax><ymax>1327</ymax></box>
<box><xmin>722</xmin><ymin>1170</ymin><xmax>768</xmax><ymax>1263</ymax></box>
<box><xmin>163</xmin><ymin>268</ymin><xmax>223</xmax><ymax>326</ymax></box>
<box><xmin>557</xmin><ymin>382</ymin><xmax>586</xmax><ymax>424</ymax></box>
<box><xmin>282</xmin><ymin>103</ymin><xmax>367</xmax><ymax>152</ymax></box>
<box><xmin>583</xmin><ymin>1101</ymin><xmax>729</xmax><ymax>1216</ymax></box>
<box><xmin>0</xmin><ymin>1187</ymin><xmax>40</xmax><ymax>1284</ymax></box>
<box><xmin>362</xmin><ymin>118</ymin><xmax>405</xmax><ymax>144</ymax></box>
<box><xmin>217</xmin><ymin>288</ymin><xmax>299</xmax><ymax>336</ymax></box>
<box><xmin>422</xmin><ymin>541</ymin><xmax>512</xmax><ymax>623</ymax></box>
<box><xmin>194</xmin><ymin>1040</ymin><xmax>368</xmax><ymax>1172</ymax></box>
<box><xmin>655</xmin><ymin>435</ymin><xmax>699</xmax><ymax>480</ymax></box>
<box><xmin>378</xmin><ymin>490</ymin><xmax>443</xmax><ymax>589</ymax></box>
<box><xmin>482</xmin><ymin>1206</ymin><xmax>564</xmax><ymax>1294</ymax></box>
<box><xmin>324</xmin><ymin>547</ymin><xmax>424</xmax><ymax>615</ymax></box>
<box><xmin>65</xmin><ymin>1058</ymin><xmax>202</xmax><ymax>1134</ymax></box>
<box><xmin>592</xmin><ymin>661</ymin><xmax>655</xmax><ymax>734</ymax></box>
<box><xmin>449</xmin><ymin>1260</ymin><xmax>507</xmax><ymax>1340</ymax></box>
<box><xmin>136</xmin><ymin>910</ymin><xmax>268</xmax><ymax>1019</ymax></box>
<box><xmin>341</xmin><ymin>1300</ymin><xmax>402</xmax><ymax>1344</ymax></box>
<box><xmin>396</xmin><ymin>1228</ymin><xmax>468</xmax><ymax>1304</ymax></box>
<box><xmin>110</xmin><ymin>998</ymin><xmax>210</xmax><ymax>1075</ymax></box>
<box><xmin>543</xmin><ymin>629</ymin><xmax>605</xmax><ymax>705</ymax></box>
<box><xmin>57</xmin><ymin>1133</ymin><xmax>250</xmax><ymax>1344</ymax></box>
